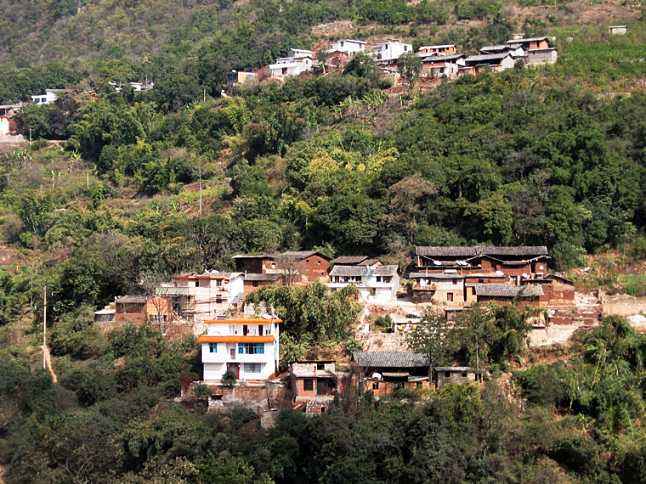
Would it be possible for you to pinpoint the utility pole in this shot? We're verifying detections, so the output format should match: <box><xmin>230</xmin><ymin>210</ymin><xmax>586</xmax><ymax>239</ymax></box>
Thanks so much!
<box><xmin>42</xmin><ymin>285</ymin><xmax>47</xmax><ymax>370</ymax></box>
<box><xmin>198</xmin><ymin>164</ymin><xmax>203</xmax><ymax>216</ymax></box>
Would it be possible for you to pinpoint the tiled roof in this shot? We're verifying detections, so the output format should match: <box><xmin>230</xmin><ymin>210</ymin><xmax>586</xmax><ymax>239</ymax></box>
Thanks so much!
<box><xmin>353</xmin><ymin>351</ymin><xmax>429</xmax><ymax>368</ymax></box>
<box><xmin>373</xmin><ymin>265</ymin><xmax>399</xmax><ymax>276</ymax></box>
<box><xmin>408</xmin><ymin>272</ymin><xmax>463</xmax><ymax>279</ymax></box>
<box><xmin>243</xmin><ymin>273</ymin><xmax>282</xmax><ymax>281</ymax></box>
<box><xmin>480</xmin><ymin>44</ymin><xmax>509</xmax><ymax>51</ymax></box>
<box><xmin>115</xmin><ymin>295</ymin><xmax>147</xmax><ymax>304</ymax></box>
<box><xmin>329</xmin><ymin>265</ymin><xmax>365</xmax><ymax>277</ymax></box>
<box><xmin>329</xmin><ymin>264</ymin><xmax>398</xmax><ymax>277</ymax></box>
<box><xmin>506</xmin><ymin>36</ymin><xmax>548</xmax><ymax>44</ymax></box>
<box><xmin>421</xmin><ymin>54</ymin><xmax>464</xmax><ymax>62</ymax></box>
<box><xmin>475</xmin><ymin>284</ymin><xmax>543</xmax><ymax>298</ymax></box>
<box><xmin>466</xmin><ymin>53</ymin><xmax>511</xmax><ymax>63</ymax></box>
<box><xmin>416</xmin><ymin>246</ymin><xmax>548</xmax><ymax>257</ymax></box>
<box><xmin>234</xmin><ymin>250</ymin><xmax>328</xmax><ymax>261</ymax></box>
<box><xmin>332</xmin><ymin>255</ymin><xmax>369</xmax><ymax>265</ymax></box>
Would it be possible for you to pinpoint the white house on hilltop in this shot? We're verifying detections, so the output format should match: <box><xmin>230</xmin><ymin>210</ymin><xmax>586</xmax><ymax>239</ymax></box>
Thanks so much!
<box><xmin>328</xmin><ymin>265</ymin><xmax>400</xmax><ymax>304</ymax></box>
<box><xmin>327</xmin><ymin>39</ymin><xmax>366</xmax><ymax>54</ymax></box>
<box><xmin>372</xmin><ymin>41</ymin><xmax>413</xmax><ymax>63</ymax></box>
<box><xmin>31</xmin><ymin>89</ymin><xmax>66</xmax><ymax>105</ymax></box>
<box><xmin>198</xmin><ymin>313</ymin><xmax>282</xmax><ymax>382</ymax></box>
<box><xmin>158</xmin><ymin>270</ymin><xmax>244</xmax><ymax>322</ymax></box>
<box><xmin>269</xmin><ymin>49</ymin><xmax>314</xmax><ymax>79</ymax></box>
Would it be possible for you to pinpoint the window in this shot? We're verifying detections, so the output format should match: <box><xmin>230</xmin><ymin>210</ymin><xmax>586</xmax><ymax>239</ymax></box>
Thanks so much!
<box><xmin>244</xmin><ymin>363</ymin><xmax>262</xmax><ymax>374</ymax></box>
<box><xmin>461</xmin><ymin>372</ymin><xmax>468</xmax><ymax>377</ymax></box>
<box><xmin>372</xmin><ymin>382</ymin><xmax>379</xmax><ymax>390</ymax></box>
<box><xmin>445</xmin><ymin>372</ymin><xmax>450</xmax><ymax>377</ymax></box>
<box><xmin>453</xmin><ymin>279</ymin><xmax>458</xmax><ymax>285</ymax></box>
<box><xmin>316</xmin><ymin>363</ymin><xmax>325</xmax><ymax>370</ymax></box>
<box><xmin>238</xmin><ymin>343</ymin><xmax>264</xmax><ymax>354</ymax></box>
<box><xmin>258</xmin><ymin>325</ymin><xmax>263</xmax><ymax>336</ymax></box>
<box><xmin>215</xmin><ymin>295</ymin><xmax>223</xmax><ymax>303</ymax></box>
<box><xmin>447</xmin><ymin>292</ymin><xmax>453</xmax><ymax>302</ymax></box>
<box><xmin>252</xmin><ymin>281</ymin><xmax>259</xmax><ymax>287</ymax></box>
<box><xmin>208</xmin><ymin>343</ymin><xmax>217</xmax><ymax>353</ymax></box>
<box><xmin>303</xmin><ymin>378</ymin><xmax>314</xmax><ymax>391</ymax></box>
<box><xmin>370</xmin><ymin>288</ymin><xmax>376</xmax><ymax>296</ymax></box>
<box><xmin>243</xmin><ymin>325</ymin><xmax>248</xmax><ymax>335</ymax></box>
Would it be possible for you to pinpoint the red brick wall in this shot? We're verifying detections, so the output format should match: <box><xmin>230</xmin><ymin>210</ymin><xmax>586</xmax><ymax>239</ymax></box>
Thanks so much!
<box><xmin>301</xmin><ymin>255</ymin><xmax>330</xmax><ymax>282</ymax></box>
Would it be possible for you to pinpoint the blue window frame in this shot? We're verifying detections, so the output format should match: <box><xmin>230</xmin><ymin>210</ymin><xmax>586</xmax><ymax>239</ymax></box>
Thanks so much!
<box><xmin>238</xmin><ymin>343</ymin><xmax>264</xmax><ymax>354</ymax></box>
<box><xmin>208</xmin><ymin>343</ymin><xmax>217</xmax><ymax>353</ymax></box>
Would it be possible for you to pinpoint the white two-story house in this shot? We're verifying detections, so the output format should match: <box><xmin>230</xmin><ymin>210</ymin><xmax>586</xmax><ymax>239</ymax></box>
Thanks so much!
<box><xmin>327</xmin><ymin>39</ymin><xmax>366</xmax><ymax>54</ymax></box>
<box><xmin>197</xmin><ymin>314</ymin><xmax>282</xmax><ymax>382</ymax></box>
<box><xmin>158</xmin><ymin>270</ymin><xmax>244</xmax><ymax>322</ymax></box>
<box><xmin>269</xmin><ymin>49</ymin><xmax>314</xmax><ymax>79</ymax></box>
<box><xmin>372</xmin><ymin>41</ymin><xmax>413</xmax><ymax>63</ymax></box>
<box><xmin>31</xmin><ymin>89</ymin><xmax>66</xmax><ymax>105</ymax></box>
<box><xmin>328</xmin><ymin>265</ymin><xmax>400</xmax><ymax>304</ymax></box>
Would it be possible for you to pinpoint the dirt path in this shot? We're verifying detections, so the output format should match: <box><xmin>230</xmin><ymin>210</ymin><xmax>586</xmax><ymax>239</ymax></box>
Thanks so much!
<box><xmin>42</xmin><ymin>344</ymin><xmax>58</xmax><ymax>384</ymax></box>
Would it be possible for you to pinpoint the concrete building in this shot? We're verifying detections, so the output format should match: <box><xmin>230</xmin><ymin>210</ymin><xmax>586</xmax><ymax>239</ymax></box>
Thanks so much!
<box><xmin>269</xmin><ymin>49</ymin><xmax>314</xmax><ymax>79</ymax></box>
<box><xmin>197</xmin><ymin>314</ymin><xmax>282</xmax><ymax>383</ymax></box>
<box><xmin>290</xmin><ymin>360</ymin><xmax>342</xmax><ymax>413</ymax></box>
<box><xmin>506</xmin><ymin>36</ymin><xmax>558</xmax><ymax>66</ymax></box>
<box><xmin>158</xmin><ymin>270</ymin><xmax>245</xmax><ymax>322</ymax></box>
<box><xmin>327</xmin><ymin>39</ymin><xmax>366</xmax><ymax>54</ymax></box>
<box><xmin>31</xmin><ymin>89</ymin><xmax>66</xmax><ymax>105</ymax></box>
<box><xmin>227</xmin><ymin>70</ymin><xmax>257</xmax><ymax>88</ymax></box>
<box><xmin>328</xmin><ymin>264</ymin><xmax>400</xmax><ymax>304</ymax></box>
<box><xmin>417</xmin><ymin>44</ymin><xmax>457</xmax><ymax>57</ymax></box>
<box><xmin>420</xmin><ymin>54</ymin><xmax>466</xmax><ymax>79</ymax></box>
<box><xmin>373</xmin><ymin>41</ymin><xmax>413</xmax><ymax>63</ymax></box>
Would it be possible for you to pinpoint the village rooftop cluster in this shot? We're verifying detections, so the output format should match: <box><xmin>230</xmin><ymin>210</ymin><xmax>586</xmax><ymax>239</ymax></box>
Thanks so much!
<box><xmin>93</xmin><ymin>245</ymin><xmax>586</xmax><ymax>414</ymax></box>
<box><xmin>228</xmin><ymin>33</ymin><xmax>558</xmax><ymax>90</ymax></box>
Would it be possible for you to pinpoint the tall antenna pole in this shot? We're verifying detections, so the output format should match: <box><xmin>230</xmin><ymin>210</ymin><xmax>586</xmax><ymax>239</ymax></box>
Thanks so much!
<box><xmin>42</xmin><ymin>285</ymin><xmax>47</xmax><ymax>370</ymax></box>
<box><xmin>198</xmin><ymin>164</ymin><xmax>203</xmax><ymax>216</ymax></box>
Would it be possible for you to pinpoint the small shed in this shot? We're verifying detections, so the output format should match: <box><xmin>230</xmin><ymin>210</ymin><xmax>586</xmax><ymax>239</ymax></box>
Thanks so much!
<box><xmin>433</xmin><ymin>367</ymin><xmax>483</xmax><ymax>389</ymax></box>
<box><xmin>609</xmin><ymin>25</ymin><xmax>627</xmax><ymax>35</ymax></box>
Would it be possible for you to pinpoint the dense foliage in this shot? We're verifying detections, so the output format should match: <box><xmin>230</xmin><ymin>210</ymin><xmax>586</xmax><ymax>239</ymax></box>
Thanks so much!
<box><xmin>1</xmin><ymin>316</ymin><xmax>643</xmax><ymax>482</ymax></box>
<box><xmin>0</xmin><ymin>1</ymin><xmax>644</xmax><ymax>482</ymax></box>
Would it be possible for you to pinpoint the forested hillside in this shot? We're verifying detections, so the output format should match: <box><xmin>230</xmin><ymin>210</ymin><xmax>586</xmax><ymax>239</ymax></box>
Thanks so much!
<box><xmin>0</xmin><ymin>1</ymin><xmax>645</xmax><ymax>482</ymax></box>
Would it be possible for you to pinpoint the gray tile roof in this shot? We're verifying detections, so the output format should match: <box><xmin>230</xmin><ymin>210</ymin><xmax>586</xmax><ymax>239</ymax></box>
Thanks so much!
<box><xmin>480</xmin><ymin>45</ymin><xmax>509</xmax><ymax>52</ymax></box>
<box><xmin>329</xmin><ymin>265</ymin><xmax>365</xmax><ymax>277</ymax></box>
<box><xmin>421</xmin><ymin>54</ymin><xmax>465</xmax><ymax>62</ymax></box>
<box><xmin>332</xmin><ymin>255</ymin><xmax>369</xmax><ymax>265</ymax></box>
<box><xmin>408</xmin><ymin>272</ymin><xmax>463</xmax><ymax>279</ymax></box>
<box><xmin>116</xmin><ymin>295</ymin><xmax>147</xmax><ymax>304</ymax></box>
<box><xmin>416</xmin><ymin>246</ymin><xmax>548</xmax><ymax>258</ymax></box>
<box><xmin>465</xmin><ymin>53</ymin><xmax>511</xmax><ymax>63</ymax></box>
<box><xmin>475</xmin><ymin>284</ymin><xmax>543</xmax><ymax>298</ymax></box>
<box><xmin>373</xmin><ymin>265</ymin><xmax>399</xmax><ymax>276</ymax></box>
<box><xmin>506</xmin><ymin>36</ymin><xmax>548</xmax><ymax>44</ymax></box>
<box><xmin>353</xmin><ymin>351</ymin><xmax>429</xmax><ymax>368</ymax></box>
<box><xmin>330</xmin><ymin>264</ymin><xmax>398</xmax><ymax>277</ymax></box>
<box><xmin>233</xmin><ymin>250</ymin><xmax>328</xmax><ymax>261</ymax></box>
<box><xmin>243</xmin><ymin>273</ymin><xmax>282</xmax><ymax>282</ymax></box>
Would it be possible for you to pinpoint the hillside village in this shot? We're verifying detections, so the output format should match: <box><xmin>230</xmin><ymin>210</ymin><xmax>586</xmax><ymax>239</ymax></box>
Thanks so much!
<box><xmin>88</xmin><ymin>243</ymin><xmax>623</xmax><ymax>415</ymax></box>
<box><xmin>0</xmin><ymin>0</ymin><xmax>644</xmax><ymax>482</ymax></box>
